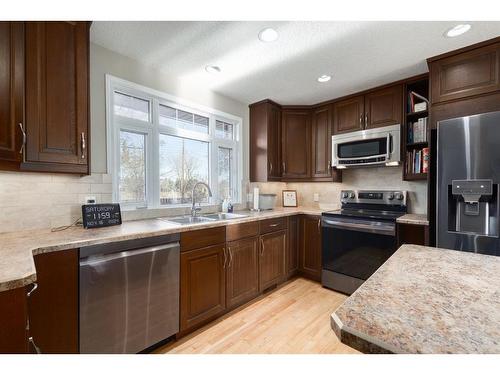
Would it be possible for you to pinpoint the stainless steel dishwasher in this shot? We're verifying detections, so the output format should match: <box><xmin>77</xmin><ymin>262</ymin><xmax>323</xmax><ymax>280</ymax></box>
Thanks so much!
<box><xmin>79</xmin><ymin>234</ymin><xmax>180</xmax><ymax>354</ymax></box>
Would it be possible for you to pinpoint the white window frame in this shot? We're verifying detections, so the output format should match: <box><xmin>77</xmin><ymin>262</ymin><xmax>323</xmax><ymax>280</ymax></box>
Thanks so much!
<box><xmin>105</xmin><ymin>75</ymin><xmax>243</xmax><ymax>210</ymax></box>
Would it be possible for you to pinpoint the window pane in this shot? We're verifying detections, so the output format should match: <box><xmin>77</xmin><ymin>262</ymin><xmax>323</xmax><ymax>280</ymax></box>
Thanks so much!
<box><xmin>114</xmin><ymin>92</ymin><xmax>150</xmax><ymax>121</ymax></box>
<box><xmin>215</xmin><ymin>120</ymin><xmax>234</xmax><ymax>140</ymax></box>
<box><xmin>159</xmin><ymin>134</ymin><xmax>209</xmax><ymax>205</ymax></box>
<box><xmin>119</xmin><ymin>131</ymin><xmax>146</xmax><ymax>203</ymax></box>
<box><xmin>218</xmin><ymin>147</ymin><xmax>233</xmax><ymax>200</ymax></box>
<box><xmin>159</xmin><ymin>105</ymin><xmax>209</xmax><ymax>134</ymax></box>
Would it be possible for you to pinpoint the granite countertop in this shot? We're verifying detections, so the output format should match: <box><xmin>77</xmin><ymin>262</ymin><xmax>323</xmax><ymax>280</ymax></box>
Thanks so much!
<box><xmin>0</xmin><ymin>207</ymin><xmax>324</xmax><ymax>292</ymax></box>
<box><xmin>396</xmin><ymin>214</ymin><xmax>429</xmax><ymax>225</ymax></box>
<box><xmin>331</xmin><ymin>244</ymin><xmax>500</xmax><ymax>354</ymax></box>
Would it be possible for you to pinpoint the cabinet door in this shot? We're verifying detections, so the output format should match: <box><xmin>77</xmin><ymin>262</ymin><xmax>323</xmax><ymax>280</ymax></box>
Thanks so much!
<box><xmin>281</xmin><ymin>109</ymin><xmax>311</xmax><ymax>179</ymax></box>
<box><xmin>0</xmin><ymin>287</ymin><xmax>28</xmax><ymax>353</ymax></box>
<box><xmin>259</xmin><ymin>230</ymin><xmax>286</xmax><ymax>291</ymax></box>
<box><xmin>0</xmin><ymin>22</ymin><xmax>23</xmax><ymax>170</ymax></box>
<box><xmin>28</xmin><ymin>249</ymin><xmax>79</xmax><ymax>353</ymax></box>
<box><xmin>24</xmin><ymin>22</ymin><xmax>90</xmax><ymax>173</ymax></box>
<box><xmin>429</xmin><ymin>43</ymin><xmax>500</xmax><ymax>104</ymax></box>
<box><xmin>311</xmin><ymin>105</ymin><xmax>333</xmax><ymax>179</ymax></box>
<box><xmin>226</xmin><ymin>237</ymin><xmax>259</xmax><ymax>309</ymax></box>
<box><xmin>267</xmin><ymin>103</ymin><xmax>282</xmax><ymax>180</ymax></box>
<box><xmin>299</xmin><ymin>216</ymin><xmax>322</xmax><ymax>281</ymax></box>
<box><xmin>249</xmin><ymin>101</ymin><xmax>281</xmax><ymax>182</ymax></box>
<box><xmin>364</xmin><ymin>84</ymin><xmax>403</xmax><ymax>129</ymax></box>
<box><xmin>286</xmin><ymin>216</ymin><xmax>299</xmax><ymax>277</ymax></box>
<box><xmin>180</xmin><ymin>244</ymin><xmax>226</xmax><ymax>332</ymax></box>
<box><xmin>332</xmin><ymin>95</ymin><xmax>364</xmax><ymax>134</ymax></box>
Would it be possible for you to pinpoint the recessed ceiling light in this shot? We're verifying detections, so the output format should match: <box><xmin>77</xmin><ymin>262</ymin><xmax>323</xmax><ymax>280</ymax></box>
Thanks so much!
<box><xmin>317</xmin><ymin>75</ymin><xmax>331</xmax><ymax>83</ymax></box>
<box><xmin>205</xmin><ymin>65</ymin><xmax>221</xmax><ymax>74</ymax></box>
<box><xmin>258</xmin><ymin>28</ymin><xmax>278</xmax><ymax>42</ymax></box>
<box><xmin>444</xmin><ymin>24</ymin><xmax>471</xmax><ymax>38</ymax></box>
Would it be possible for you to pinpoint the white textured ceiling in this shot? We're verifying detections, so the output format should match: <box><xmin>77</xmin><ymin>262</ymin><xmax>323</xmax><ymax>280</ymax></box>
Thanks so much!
<box><xmin>91</xmin><ymin>21</ymin><xmax>500</xmax><ymax>105</ymax></box>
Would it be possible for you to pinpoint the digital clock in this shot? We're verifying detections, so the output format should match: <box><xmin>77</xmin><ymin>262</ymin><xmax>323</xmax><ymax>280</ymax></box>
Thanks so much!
<box><xmin>82</xmin><ymin>203</ymin><xmax>122</xmax><ymax>229</ymax></box>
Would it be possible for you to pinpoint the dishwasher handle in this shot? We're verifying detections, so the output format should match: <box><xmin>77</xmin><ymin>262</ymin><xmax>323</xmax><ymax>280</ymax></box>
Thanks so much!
<box><xmin>80</xmin><ymin>242</ymin><xmax>179</xmax><ymax>267</ymax></box>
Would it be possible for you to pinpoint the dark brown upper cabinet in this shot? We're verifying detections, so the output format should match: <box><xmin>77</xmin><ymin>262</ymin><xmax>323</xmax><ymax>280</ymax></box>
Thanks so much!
<box><xmin>23</xmin><ymin>22</ymin><xmax>90</xmax><ymax>174</ymax></box>
<box><xmin>311</xmin><ymin>105</ymin><xmax>342</xmax><ymax>182</ymax></box>
<box><xmin>332</xmin><ymin>95</ymin><xmax>365</xmax><ymax>134</ymax></box>
<box><xmin>281</xmin><ymin>108</ymin><xmax>311</xmax><ymax>180</ymax></box>
<box><xmin>0</xmin><ymin>22</ymin><xmax>24</xmax><ymax>171</ymax></box>
<box><xmin>364</xmin><ymin>84</ymin><xmax>403</xmax><ymax>129</ymax></box>
<box><xmin>333</xmin><ymin>85</ymin><xmax>402</xmax><ymax>134</ymax></box>
<box><xmin>428</xmin><ymin>41</ymin><xmax>500</xmax><ymax>104</ymax></box>
<box><xmin>249</xmin><ymin>100</ymin><xmax>281</xmax><ymax>182</ymax></box>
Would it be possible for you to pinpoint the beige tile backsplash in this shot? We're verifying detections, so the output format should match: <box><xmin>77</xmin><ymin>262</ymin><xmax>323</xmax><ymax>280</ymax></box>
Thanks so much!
<box><xmin>0</xmin><ymin>171</ymin><xmax>112</xmax><ymax>233</ymax></box>
<box><xmin>0</xmin><ymin>166</ymin><xmax>426</xmax><ymax>234</ymax></box>
<box><xmin>249</xmin><ymin>166</ymin><xmax>428</xmax><ymax>215</ymax></box>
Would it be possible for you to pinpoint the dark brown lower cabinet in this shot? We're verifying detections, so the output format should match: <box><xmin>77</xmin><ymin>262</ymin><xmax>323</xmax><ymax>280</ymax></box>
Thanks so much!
<box><xmin>299</xmin><ymin>215</ymin><xmax>322</xmax><ymax>281</ymax></box>
<box><xmin>287</xmin><ymin>216</ymin><xmax>299</xmax><ymax>277</ymax></box>
<box><xmin>180</xmin><ymin>244</ymin><xmax>226</xmax><ymax>332</ymax></box>
<box><xmin>397</xmin><ymin>223</ymin><xmax>429</xmax><ymax>247</ymax></box>
<box><xmin>28</xmin><ymin>249</ymin><xmax>79</xmax><ymax>353</ymax></box>
<box><xmin>0</xmin><ymin>286</ymin><xmax>28</xmax><ymax>353</ymax></box>
<box><xmin>259</xmin><ymin>230</ymin><xmax>286</xmax><ymax>291</ymax></box>
<box><xmin>226</xmin><ymin>237</ymin><xmax>260</xmax><ymax>309</ymax></box>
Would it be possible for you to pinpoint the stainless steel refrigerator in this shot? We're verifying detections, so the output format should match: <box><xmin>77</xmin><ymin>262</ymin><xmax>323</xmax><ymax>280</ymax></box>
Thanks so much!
<box><xmin>437</xmin><ymin>111</ymin><xmax>500</xmax><ymax>255</ymax></box>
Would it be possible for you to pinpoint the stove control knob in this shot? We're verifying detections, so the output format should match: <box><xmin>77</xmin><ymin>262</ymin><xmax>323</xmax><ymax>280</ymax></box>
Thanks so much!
<box><xmin>341</xmin><ymin>192</ymin><xmax>349</xmax><ymax>199</ymax></box>
<box><xmin>349</xmin><ymin>192</ymin><xmax>356</xmax><ymax>199</ymax></box>
<box><xmin>387</xmin><ymin>193</ymin><xmax>395</xmax><ymax>200</ymax></box>
<box><xmin>395</xmin><ymin>193</ymin><xmax>404</xmax><ymax>201</ymax></box>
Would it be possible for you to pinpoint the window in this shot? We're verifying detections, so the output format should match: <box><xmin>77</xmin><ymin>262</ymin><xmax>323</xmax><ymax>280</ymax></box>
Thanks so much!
<box><xmin>107</xmin><ymin>76</ymin><xmax>242</xmax><ymax>209</ymax></box>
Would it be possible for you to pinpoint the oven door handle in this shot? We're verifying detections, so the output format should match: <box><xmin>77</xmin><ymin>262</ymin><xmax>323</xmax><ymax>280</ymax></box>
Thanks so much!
<box><xmin>322</xmin><ymin>219</ymin><xmax>395</xmax><ymax>236</ymax></box>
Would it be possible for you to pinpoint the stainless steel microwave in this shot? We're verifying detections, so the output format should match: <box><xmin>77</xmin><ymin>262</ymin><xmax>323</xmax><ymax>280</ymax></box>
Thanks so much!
<box><xmin>331</xmin><ymin>124</ymin><xmax>401</xmax><ymax>168</ymax></box>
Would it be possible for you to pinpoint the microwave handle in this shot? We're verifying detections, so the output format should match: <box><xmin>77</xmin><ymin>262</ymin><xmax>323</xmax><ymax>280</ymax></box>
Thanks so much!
<box><xmin>386</xmin><ymin>133</ymin><xmax>391</xmax><ymax>160</ymax></box>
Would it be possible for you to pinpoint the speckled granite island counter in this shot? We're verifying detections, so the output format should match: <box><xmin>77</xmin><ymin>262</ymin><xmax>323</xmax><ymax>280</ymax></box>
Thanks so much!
<box><xmin>331</xmin><ymin>244</ymin><xmax>500</xmax><ymax>354</ymax></box>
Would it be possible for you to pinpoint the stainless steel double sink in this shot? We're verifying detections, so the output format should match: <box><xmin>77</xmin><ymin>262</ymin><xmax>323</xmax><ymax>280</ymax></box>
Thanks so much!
<box><xmin>158</xmin><ymin>212</ymin><xmax>248</xmax><ymax>225</ymax></box>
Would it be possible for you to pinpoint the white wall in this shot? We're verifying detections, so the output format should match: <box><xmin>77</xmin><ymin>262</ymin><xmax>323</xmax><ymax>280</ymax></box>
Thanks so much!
<box><xmin>90</xmin><ymin>43</ymin><xmax>250</xmax><ymax>175</ymax></box>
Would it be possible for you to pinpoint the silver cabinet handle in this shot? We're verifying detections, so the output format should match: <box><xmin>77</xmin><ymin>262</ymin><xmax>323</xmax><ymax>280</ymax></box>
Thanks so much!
<box><xmin>269</xmin><ymin>223</ymin><xmax>279</xmax><ymax>227</ymax></box>
<box><xmin>328</xmin><ymin>160</ymin><xmax>331</xmax><ymax>169</ymax></box>
<box><xmin>282</xmin><ymin>162</ymin><xmax>286</xmax><ymax>174</ymax></box>
<box><xmin>365</xmin><ymin>115</ymin><xmax>368</xmax><ymax>127</ymax></box>
<box><xmin>18</xmin><ymin>123</ymin><xmax>26</xmax><ymax>154</ymax></box>
<box><xmin>359</xmin><ymin>114</ymin><xmax>363</xmax><ymax>126</ymax></box>
<box><xmin>318</xmin><ymin>219</ymin><xmax>321</xmax><ymax>232</ymax></box>
<box><xmin>81</xmin><ymin>132</ymin><xmax>86</xmax><ymax>159</ymax></box>
<box><xmin>269</xmin><ymin>162</ymin><xmax>273</xmax><ymax>175</ymax></box>
<box><xmin>28</xmin><ymin>337</ymin><xmax>41</xmax><ymax>354</ymax></box>
<box><xmin>27</xmin><ymin>283</ymin><xmax>38</xmax><ymax>298</ymax></box>
<box><xmin>223</xmin><ymin>247</ymin><xmax>227</xmax><ymax>269</ymax></box>
<box><xmin>260</xmin><ymin>238</ymin><xmax>264</xmax><ymax>256</ymax></box>
<box><xmin>228</xmin><ymin>247</ymin><xmax>233</xmax><ymax>268</ymax></box>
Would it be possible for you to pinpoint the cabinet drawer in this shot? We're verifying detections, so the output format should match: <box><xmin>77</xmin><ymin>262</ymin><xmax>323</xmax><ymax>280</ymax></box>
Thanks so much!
<box><xmin>181</xmin><ymin>227</ymin><xmax>225</xmax><ymax>251</ymax></box>
<box><xmin>259</xmin><ymin>217</ymin><xmax>287</xmax><ymax>234</ymax></box>
<box><xmin>226</xmin><ymin>221</ymin><xmax>259</xmax><ymax>242</ymax></box>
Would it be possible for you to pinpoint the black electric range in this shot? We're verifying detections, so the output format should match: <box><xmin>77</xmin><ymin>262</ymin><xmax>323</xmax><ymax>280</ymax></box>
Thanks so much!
<box><xmin>321</xmin><ymin>190</ymin><xmax>407</xmax><ymax>295</ymax></box>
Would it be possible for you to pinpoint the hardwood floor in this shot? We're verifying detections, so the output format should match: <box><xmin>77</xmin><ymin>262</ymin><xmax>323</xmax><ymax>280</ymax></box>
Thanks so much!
<box><xmin>155</xmin><ymin>278</ymin><xmax>359</xmax><ymax>354</ymax></box>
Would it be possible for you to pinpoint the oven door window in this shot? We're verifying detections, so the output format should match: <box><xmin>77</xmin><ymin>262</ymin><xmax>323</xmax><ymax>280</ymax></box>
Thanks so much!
<box><xmin>322</xmin><ymin>226</ymin><xmax>396</xmax><ymax>280</ymax></box>
<box><xmin>337</xmin><ymin>138</ymin><xmax>387</xmax><ymax>159</ymax></box>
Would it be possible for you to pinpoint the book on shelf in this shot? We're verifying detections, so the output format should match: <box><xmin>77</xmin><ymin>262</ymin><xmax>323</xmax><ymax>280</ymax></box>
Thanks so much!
<box><xmin>407</xmin><ymin>117</ymin><xmax>428</xmax><ymax>144</ymax></box>
<box><xmin>406</xmin><ymin>147</ymin><xmax>429</xmax><ymax>175</ymax></box>
<box><xmin>408</xmin><ymin>91</ymin><xmax>429</xmax><ymax>113</ymax></box>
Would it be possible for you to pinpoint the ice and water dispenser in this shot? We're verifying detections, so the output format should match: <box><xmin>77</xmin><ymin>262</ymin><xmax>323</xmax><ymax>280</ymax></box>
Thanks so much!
<box><xmin>448</xmin><ymin>179</ymin><xmax>499</xmax><ymax>237</ymax></box>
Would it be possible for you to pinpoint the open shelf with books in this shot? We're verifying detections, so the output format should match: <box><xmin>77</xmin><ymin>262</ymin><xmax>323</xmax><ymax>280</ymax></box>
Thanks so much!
<box><xmin>403</xmin><ymin>75</ymin><xmax>429</xmax><ymax>181</ymax></box>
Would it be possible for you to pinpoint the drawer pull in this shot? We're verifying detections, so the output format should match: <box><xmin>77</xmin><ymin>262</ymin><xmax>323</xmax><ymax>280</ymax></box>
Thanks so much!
<box><xmin>269</xmin><ymin>223</ymin><xmax>279</xmax><ymax>227</ymax></box>
<box><xmin>81</xmin><ymin>132</ymin><xmax>86</xmax><ymax>159</ymax></box>
<box><xmin>28</xmin><ymin>336</ymin><xmax>41</xmax><ymax>354</ymax></box>
<box><xmin>27</xmin><ymin>283</ymin><xmax>38</xmax><ymax>298</ymax></box>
